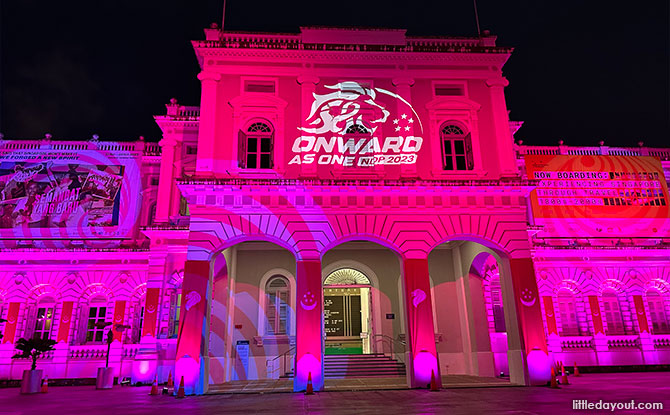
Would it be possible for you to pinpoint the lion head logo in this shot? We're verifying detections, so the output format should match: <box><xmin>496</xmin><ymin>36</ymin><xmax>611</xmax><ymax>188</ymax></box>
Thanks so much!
<box><xmin>299</xmin><ymin>81</ymin><xmax>422</xmax><ymax>136</ymax></box>
<box><xmin>184</xmin><ymin>291</ymin><xmax>201</xmax><ymax>311</ymax></box>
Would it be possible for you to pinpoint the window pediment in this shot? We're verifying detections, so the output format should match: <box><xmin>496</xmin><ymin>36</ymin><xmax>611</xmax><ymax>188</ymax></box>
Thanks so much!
<box><xmin>229</xmin><ymin>94</ymin><xmax>288</xmax><ymax>113</ymax></box>
<box><xmin>426</xmin><ymin>96</ymin><xmax>481</xmax><ymax>112</ymax></box>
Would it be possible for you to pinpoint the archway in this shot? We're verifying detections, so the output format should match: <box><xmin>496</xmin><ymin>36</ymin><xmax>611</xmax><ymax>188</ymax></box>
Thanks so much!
<box><xmin>428</xmin><ymin>238</ymin><xmax>527</xmax><ymax>384</ymax></box>
<box><xmin>321</xmin><ymin>240</ymin><xmax>407</xmax><ymax>380</ymax></box>
<box><xmin>323</xmin><ymin>267</ymin><xmax>373</xmax><ymax>355</ymax></box>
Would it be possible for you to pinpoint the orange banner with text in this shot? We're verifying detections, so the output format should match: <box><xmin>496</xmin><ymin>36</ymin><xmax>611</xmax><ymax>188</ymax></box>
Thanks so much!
<box><xmin>525</xmin><ymin>155</ymin><xmax>669</xmax><ymax>219</ymax></box>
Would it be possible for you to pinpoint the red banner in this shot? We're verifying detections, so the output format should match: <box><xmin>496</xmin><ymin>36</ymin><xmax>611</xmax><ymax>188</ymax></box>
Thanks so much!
<box><xmin>542</xmin><ymin>296</ymin><xmax>558</xmax><ymax>335</ymax></box>
<box><xmin>402</xmin><ymin>258</ymin><xmax>440</xmax><ymax>387</ymax></box>
<box><xmin>112</xmin><ymin>300</ymin><xmax>126</xmax><ymax>341</ymax></box>
<box><xmin>142</xmin><ymin>289</ymin><xmax>160</xmax><ymax>338</ymax></box>
<box><xmin>588</xmin><ymin>296</ymin><xmax>604</xmax><ymax>334</ymax></box>
<box><xmin>56</xmin><ymin>301</ymin><xmax>74</xmax><ymax>342</ymax></box>
<box><xmin>176</xmin><ymin>260</ymin><xmax>210</xmax><ymax>362</ymax></box>
<box><xmin>632</xmin><ymin>295</ymin><xmax>650</xmax><ymax>333</ymax></box>
<box><xmin>510</xmin><ymin>258</ymin><xmax>547</xmax><ymax>354</ymax></box>
<box><xmin>294</xmin><ymin>259</ymin><xmax>325</xmax><ymax>391</ymax></box>
<box><xmin>2</xmin><ymin>303</ymin><xmax>20</xmax><ymax>344</ymax></box>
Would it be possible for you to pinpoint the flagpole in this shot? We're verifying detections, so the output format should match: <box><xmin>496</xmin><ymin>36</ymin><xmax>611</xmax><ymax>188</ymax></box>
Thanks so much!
<box><xmin>473</xmin><ymin>0</ymin><xmax>481</xmax><ymax>37</ymax></box>
<box><xmin>219</xmin><ymin>0</ymin><xmax>227</xmax><ymax>42</ymax></box>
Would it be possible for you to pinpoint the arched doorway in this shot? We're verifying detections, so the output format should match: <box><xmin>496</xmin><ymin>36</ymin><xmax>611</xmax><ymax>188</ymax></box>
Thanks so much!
<box><xmin>323</xmin><ymin>267</ymin><xmax>373</xmax><ymax>355</ymax></box>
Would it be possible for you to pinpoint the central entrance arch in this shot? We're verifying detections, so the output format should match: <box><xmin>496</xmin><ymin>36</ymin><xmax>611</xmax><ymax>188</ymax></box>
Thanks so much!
<box><xmin>323</xmin><ymin>267</ymin><xmax>373</xmax><ymax>354</ymax></box>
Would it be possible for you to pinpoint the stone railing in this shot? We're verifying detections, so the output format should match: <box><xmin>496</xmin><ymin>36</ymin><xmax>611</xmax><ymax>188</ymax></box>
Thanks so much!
<box><xmin>560</xmin><ymin>336</ymin><xmax>594</xmax><ymax>349</ymax></box>
<box><xmin>69</xmin><ymin>344</ymin><xmax>108</xmax><ymax>360</ymax></box>
<box><xmin>0</xmin><ymin>139</ymin><xmax>153</xmax><ymax>154</ymax></box>
<box><xmin>516</xmin><ymin>145</ymin><xmax>670</xmax><ymax>161</ymax></box>
<box><xmin>193</xmin><ymin>33</ymin><xmax>511</xmax><ymax>54</ymax></box>
<box><xmin>14</xmin><ymin>350</ymin><xmax>55</xmax><ymax>361</ymax></box>
<box><xmin>606</xmin><ymin>335</ymin><xmax>640</xmax><ymax>349</ymax></box>
<box><xmin>652</xmin><ymin>335</ymin><xmax>670</xmax><ymax>348</ymax></box>
<box><xmin>122</xmin><ymin>344</ymin><xmax>140</xmax><ymax>358</ymax></box>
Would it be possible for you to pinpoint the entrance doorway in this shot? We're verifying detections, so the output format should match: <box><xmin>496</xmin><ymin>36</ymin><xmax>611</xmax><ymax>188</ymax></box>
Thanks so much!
<box><xmin>323</xmin><ymin>268</ymin><xmax>372</xmax><ymax>355</ymax></box>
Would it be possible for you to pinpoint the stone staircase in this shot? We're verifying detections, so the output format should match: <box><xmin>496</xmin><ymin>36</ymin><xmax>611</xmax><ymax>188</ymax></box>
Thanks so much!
<box><xmin>324</xmin><ymin>353</ymin><xmax>406</xmax><ymax>378</ymax></box>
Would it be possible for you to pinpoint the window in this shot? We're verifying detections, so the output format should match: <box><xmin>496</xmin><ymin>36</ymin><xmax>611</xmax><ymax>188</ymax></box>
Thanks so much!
<box><xmin>147</xmin><ymin>204</ymin><xmax>156</xmax><ymax>226</ymax></box>
<box><xmin>647</xmin><ymin>291</ymin><xmax>669</xmax><ymax>334</ymax></box>
<box><xmin>244</xmin><ymin>80</ymin><xmax>276</xmax><ymax>94</ymax></box>
<box><xmin>602</xmin><ymin>291</ymin><xmax>625</xmax><ymax>335</ymax></box>
<box><xmin>557</xmin><ymin>291</ymin><xmax>580</xmax><ymax>336</ymax></box>
<box><xmin>86</xmin><ymin>305</ymin><xmax>107</xmax><ymax>343</ymax></box>
<box><xmin>150</xmin><ymin>177</ymin><xmax>160</xmax><ymax>186</ymax></box>
<box><xmin>441</xmin><ymin>124</ymin><xmax>473</xmax><ymax>171</ymax></box>
<box><xmin>33</xmin><ymin>306</ymin><xmax>55</xmax><ymax>340</ymax></box>
<box><xmin>490</xmin><ymin>276</ymin><xmax>506</xmax><ymax>332</ymax></box>
<box><xmin>168</xmin><ymin>292</ymin><xmax>182</xmax><ymax>339</ymax></box>
<box><xmin>238</xmin><ymin>122</ymin><xmax>273</xmax><ymax>169</ymax></box>
<box><xmin>434</xmin><ymin>83</ymin><xmax>465</xmax><ymax>97</ymax></box>
<box><xmin>185</xmin><ymin>146</ymin><xmax>197</xmax><ymax>155</ymax></box>
<box><xmin>265</xmin><ymin>276</ymin><xmax>289</xmax><ymax>335</ymax></box>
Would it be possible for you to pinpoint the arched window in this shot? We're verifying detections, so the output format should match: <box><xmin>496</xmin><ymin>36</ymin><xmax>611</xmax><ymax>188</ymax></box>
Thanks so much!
<box><xmin>647</xmin><ymin>290</ymin><xmax>669</xmax><ymax>334</ymax></box>
<box><xmin>557</xmin><ymin>290</ymin><xmax>580</xmax><ymax>336</ymax></box>
<box><xmin>85</xmin><ymin>296</ymin><xmax>108</xmax><ymax>343</ymax></box>
<box><xmin>147</xmin><ymin>203</ymin><xmax>156</xmax><ymax>226</ymax></box>
<box><xmin>345</xmin><ymin>124</ymin><xmax>369</xmax><ymax>135</ymax></box>
<box><xmin>265</xmin><ymin>276</ymin><xmax>289</xmax><ymax>335</ymax></box>
<box><xmin>489</xmin><ymin>276</ymin><xmax>506</xmax><ymax>332</ymax></box>
<box><xmin>602</xmin><ymin>290</ymin><xmax>625</xmax><ymax>335</ymax></box>
<box><xmin>238</xmin><ymin>121</ymin><xmax>274</xmax><ymax>169</ymax></box>
<box><xmin>440</xmin><ymin>123</ymin><xmax>473</xmax><ymax>171</ymax></box>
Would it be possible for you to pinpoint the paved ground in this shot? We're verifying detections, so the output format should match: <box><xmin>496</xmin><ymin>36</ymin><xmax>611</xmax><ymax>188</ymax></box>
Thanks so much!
<box><xmin>1</xmin><ymin>372</ymin><xmax>669</xmax><ymax>415</ymax></box>
<box><xmin>207</xmin><ymin>374</ymin><xmax>511</xmax><ymax>393</ymax></box>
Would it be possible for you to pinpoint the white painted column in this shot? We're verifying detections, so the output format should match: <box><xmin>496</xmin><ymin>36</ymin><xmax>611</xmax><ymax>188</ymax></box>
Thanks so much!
<box><xmin>195</xmin><ymin>71</ymin><xmax>222</xmax><ymax>175</ymax></box>
<box><xmin>486</xmin><ymin>77</ymin><xmax>517</xmax><ymax>176</ymax></box>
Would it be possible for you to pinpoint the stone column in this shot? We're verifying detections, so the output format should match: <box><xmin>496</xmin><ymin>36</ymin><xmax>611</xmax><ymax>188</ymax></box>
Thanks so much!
<box><xmin>195</xmin><ymin>71</ymin><xmax>222</xmax><ymax>174</ymax></box>
<box><xmin>402</xmin><ymin>256</ymin><xmax>441</xmax><ymax>388</ymax></box>
<box><xmin>452</xmin><ymin>246</ymin><xmax>477</xmax><ymax>375</ymax></box>
<box><xmin>175</xmin><ymin>259</ymin><xmax>211</xmax><ymax>395</ymax></box>
<box><xmin>297</xmin><ymin>75</ymin><xmax>319</xmax><ymax>178</ymax></box>
<box><xmin>486</xmin><ymin>77</ymin><xmax>517</xmax><ymax>176</ymax></box>
<box><xmin>293</xmin><ymin>258</ymin><xmax>324</xmax><ymax>392</ymax></box>
<box><xmin>507</xmin><ymin>257</ymin><xmax>551</xmax><ymax>385</ymax></box>
<box><xmin>171</xmin><ymin>141</ymin><xmax>184</xmax><ymax>216</ymax></box>
<box><xmin>155</xmin><ymin>137</ymin><xmax>177</xmax><ymax>223</ymax></box>
<box><xmin>392</xmin><ymin>77</ymin><xmax>417</xmax><ymax>178</ymax></box>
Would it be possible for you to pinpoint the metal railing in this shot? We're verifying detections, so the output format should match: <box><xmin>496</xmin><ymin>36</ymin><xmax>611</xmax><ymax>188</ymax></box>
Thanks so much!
<box><xmin>266</xmin><ymin>346</ymin><xmax>295</xmax><ymax>379</ymax></box>
<box><xmin>372</xmin><ymin>334</ymin><xmax>406</xmax><ymax>363</ymax></box>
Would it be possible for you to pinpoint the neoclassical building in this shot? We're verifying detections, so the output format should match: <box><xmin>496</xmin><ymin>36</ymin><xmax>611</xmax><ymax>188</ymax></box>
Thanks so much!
<box><xmin>0</xmin><ymin>26</ymin><xmax>668</xmax><ymax>395</ymax></box>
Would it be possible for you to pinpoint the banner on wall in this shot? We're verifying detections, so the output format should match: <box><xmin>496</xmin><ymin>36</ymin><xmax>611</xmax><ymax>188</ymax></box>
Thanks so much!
<box><xmin>525</xmin><ymin>155</ymin><xmax>669</xmax><ymax>220</ymax></box>
<box><xmin>0</xmin><ymin>161</ymin><xmax>123</xmax><ymax>229</ymax></box>
<box><xmin>289</xmin><ymin>81</ymin><xmax>424</xmax><ymax>167</ymax></box>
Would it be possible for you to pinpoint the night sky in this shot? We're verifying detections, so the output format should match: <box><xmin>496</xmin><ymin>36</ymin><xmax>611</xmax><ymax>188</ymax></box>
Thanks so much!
<box><xmin>1</xmin><ymin>1</ymin><xmax>668</xmax><ymax>148</ymax></box>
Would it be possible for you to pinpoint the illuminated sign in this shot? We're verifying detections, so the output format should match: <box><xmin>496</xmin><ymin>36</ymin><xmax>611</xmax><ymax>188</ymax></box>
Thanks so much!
<box><xmin>0</xmin><ymin>148</ymin><xmax>140</xmax><ymax>241</ymax></box>
<box><xmin>525</xmin><ymin>155</ymin><xmax>669</xmax><ymax>219</ymax></box>
<box><xmin>289</xmin><ymin>81</ymin><xmax>424</xmax><ymax>167</ymax></box>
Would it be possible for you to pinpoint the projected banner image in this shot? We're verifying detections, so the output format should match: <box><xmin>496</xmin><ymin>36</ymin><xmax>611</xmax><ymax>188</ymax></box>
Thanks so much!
<box><xmin>0</xmin><ymin>162</ymin><xmax>123</xmax><ymax>229</ymax></box>
<box><xmin>525</xmin><ymin>155</ymin><xmax>669</xmax><ymax>220</ymax></box>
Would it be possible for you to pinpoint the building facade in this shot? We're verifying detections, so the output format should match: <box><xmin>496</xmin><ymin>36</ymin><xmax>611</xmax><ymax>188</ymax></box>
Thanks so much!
<box><xmin>0</xmin><ymin>26</ymin><xmax>668</xmax><ymax>395</ymax></box>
